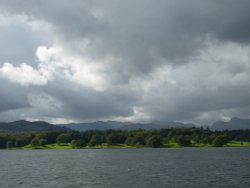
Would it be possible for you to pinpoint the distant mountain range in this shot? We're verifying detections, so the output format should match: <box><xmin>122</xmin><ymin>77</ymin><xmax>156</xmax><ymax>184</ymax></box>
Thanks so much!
<box><xmin>210</xmin><ymin>117</ymin><xmax>250</xmax><ymax>131</ymax></box>
<box><xmin>0</xmin><ymin>120</ymin><xmax>69</xmax><ymax>132</ymax></box>
<box><xmin>0</xmin><ymin>118</ymin><xmax>250</xmax><ymax>132</ymax></box>
<box><xmin>57</xmin><ymin>121</ymin><xmax>196</xmax><ymax>131</ymax></box>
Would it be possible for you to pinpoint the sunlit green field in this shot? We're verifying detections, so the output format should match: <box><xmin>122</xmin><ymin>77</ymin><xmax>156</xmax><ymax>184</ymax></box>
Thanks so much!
<box><xmin>22</xmin><ymin>143</ymin><xmax>136</xmax><ymax>149</ymax></box>
<box><xmin>19</xmin><ymin>140</ymin><xmax>250</xmax><ymax>150</ymax></box>
<box><xmin>23</xmin><ymin>143</ymin><xmax>72</xmax><ymax>149</ymax></box>
<box><xmin>226</xmin><ymin>141</ymin><xmax>250</xmax><ymax>147</ymax></box>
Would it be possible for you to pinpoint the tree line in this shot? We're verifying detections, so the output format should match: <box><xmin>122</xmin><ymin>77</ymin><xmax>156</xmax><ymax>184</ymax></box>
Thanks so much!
<box><xmin>0</xmin><ymin>127</ymin><xmax>250</xmax><ymax>149</ymax></box>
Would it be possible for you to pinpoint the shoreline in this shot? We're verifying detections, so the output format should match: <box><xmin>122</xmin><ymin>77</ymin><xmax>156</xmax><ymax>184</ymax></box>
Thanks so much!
<box><xmin>4</xmin><ymin>141</ymin><xmax>250</xmax><ymax>150</ymax></box>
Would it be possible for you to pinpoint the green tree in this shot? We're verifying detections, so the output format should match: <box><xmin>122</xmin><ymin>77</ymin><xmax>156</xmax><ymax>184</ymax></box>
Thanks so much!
<box><xmin>56</xmin><ymin>133</ymin><xmax>72</xmax><ymax>144</ymax></box>
<box><xmin>106</xmin><ymin>133</ymin><xmax>125</xmax><ymax>145</ymax></box>
<box><xmin>6</xmin><ymin>141</ymin><xmax>14</xmax><ymax>149</ymax></box>
<box><xmin>131</xmin><ymin>135</ymin><xmax>145</xmax><ymax>146</ymax></box>
<box><xmin>76</xmin><ymin>139</ymin><xmax>86</xmax><ymax>147</ymax></box>
<box><xmin>71</xmin><ymin>139</ymin><xmax>86</xmax><ymax>148</ymax></box>
<box><xmin>176</xmin><ymin>135</ymin><xmax>191</xmax><ymax>146</ymax></box>
<box><xmin>88</xmin><ymin>134</ymin><xmax>103</xmax><ymax>146</ymax></box>
<box><xmin>124</xmin><ymin>137</ymin><xmax>133</xmax><ymax>146</ymax></box>
<box><xmin>212</xmin><ymin>135</ymin><xmax>227</xmax><ymax>147</ymax></box>
<box><xmin>30</xmin><ymin>137</ymin><xmax>40</xmax><ymax>147</ymax></box>
<box><xmin>15</xmin><ymin>136</ymin><xmax>30</xmax><ymax>147</ymax></box>
<box><xmin>146</xmin><ymin>135</ymin><xmax>162</xmax><ymax>148</ymax></box>
<box><xmin>0</xmin><ymin>136</ymin><xmax>6</xmax><ymax>149</ymax></box>
<box><xmin>71</xmin><ymin>140</ymin><xmax>77</xmax><ymax>148</ymax></box>
<box><xmin>39</xmin><ymin>139</ymin><xmax>47</xmax><ymax>146</ymax></box>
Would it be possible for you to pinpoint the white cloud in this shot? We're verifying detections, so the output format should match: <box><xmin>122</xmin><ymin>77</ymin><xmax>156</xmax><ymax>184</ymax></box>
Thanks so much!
<box><xmin>36</xmin><ymin>45</ymin><xmax>108</xmax><ymax>91</ymax></box>
<box><xmin>0</xmin><ymin>62</ymin><xmax>47</xmax><ymax>86</ymax></box>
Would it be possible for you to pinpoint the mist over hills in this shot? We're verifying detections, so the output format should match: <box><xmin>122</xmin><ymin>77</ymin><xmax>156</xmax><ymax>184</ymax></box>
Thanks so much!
<box><xmin>57</xmin><ymin>118</ymin><xmax>250</xmax><ymax>131</ymax></box>
<box><xmin>0</xmin><ymin>118</ymin><xmax>250</xmax><ymax>132</ymax></box>
<box><xmin>57</xmin><ymin>121</ymin><xmax>196</xmax><ymax>131</ymax></box>
<box><xmin>210</xmin><ymin>118</ymin><xmax>250</xmax><ymax>131</ymax></box>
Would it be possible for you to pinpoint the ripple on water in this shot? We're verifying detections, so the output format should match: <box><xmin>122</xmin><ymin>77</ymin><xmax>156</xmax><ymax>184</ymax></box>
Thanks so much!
<box><xmin>0</xmin><ymin>148</ymin><xmax>250</xmax><ymax>188</ymax></box>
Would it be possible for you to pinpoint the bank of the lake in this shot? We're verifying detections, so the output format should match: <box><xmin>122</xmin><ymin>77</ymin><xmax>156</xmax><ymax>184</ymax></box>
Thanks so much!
<box><xmin>15</xmin><ymin>140</ymin><xmax>250</xmax><ymax>150</ymax></box>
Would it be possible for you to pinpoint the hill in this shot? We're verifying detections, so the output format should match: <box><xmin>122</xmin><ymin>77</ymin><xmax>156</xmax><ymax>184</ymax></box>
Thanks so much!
<box><xmin>211</xmin><ymin>118</ymin><xmax>250</xmax><ymax>131</ymax></box>
<box><xmin>1</xmin><ymin>117</ymin><xmax>249</xmax><ymax>132</ymax></box>
<box><xmin>0</xmin><ymin>120</ymin><xmax>69</xmax><ymax>132</ymax></box>
<box><xmin>58</xmin><ymin>121</ymin><xmax>196</xmax><ymax>131</ymax></box>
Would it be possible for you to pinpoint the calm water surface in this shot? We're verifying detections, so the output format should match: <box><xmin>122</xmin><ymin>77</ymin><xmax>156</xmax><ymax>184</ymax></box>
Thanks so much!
<box><xmin>0</xmin><ymin>147</ymin><xmax>250</xmax><ymax>188</ymax></box>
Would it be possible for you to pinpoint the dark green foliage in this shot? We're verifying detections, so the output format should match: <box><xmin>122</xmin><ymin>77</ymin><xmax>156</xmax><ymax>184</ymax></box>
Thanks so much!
<box><xmin>106</xmin><ymin>133</ymin><xmax>126</xmax><ymax>145</ymax></box>
<box><xmin>39</xmin><ymin>139</ymin><xmax>47</xmax><ymax>146</ymax></box>
<box><xmin>212</xmin><ymin>135</ymin><xmax>228</xmax><ymax>147</ymax></box>
<box><xmin>15</xmin><ymin>137</ymin><xmax>30</xmax><ymax>147</ymax></box>
<box><xmin>176</xmin><ymin>135</ymin><xmax>191</xmax><ymax>146</ymax></box>
<box><xmin>6</xmin><ymin>141</ymin><xmax>14</xmax><ymax>149</ymax></box>
<box><xmin>146</xmin><ymin>135</ymin><xmax>162</xmax><ymax>148</ymax></box>
<box><xmin>71</xmin><ymin>139</ymin><xmax>86</xmax><ymax>148</ymax></box>
<box><xmin>162</xmin><ymin>137</ymin><xmax>169</xmax><ymax>144</ymax></box>
<box><xmin>0</xmin><ymin>136</ymin><xmax>6</xmax><ymax>148</ymax></box>
<box><xmin>88</xmin><ymin>134</ymin><xmax>103</xmax><ymax>146</ymax></box>
<box><xmin>131</xmin><ymin>135</ymin><xmax>145</xmax><ymax>146</ymax></box>
<box><xmin>30</xmin><ymin>137</ymin><xmax>40</xmax><ymax>147</ymax></box>
<box><xmin>124</xmin><ymin>137</ymin><xmax>134</xmax><ymax>146</ymax></box>
<box><xmin>56</xmin><ymin>133</ymin><xmax>72</xmax><ymax>144</ymax></box>
<box><xmin>41</xmin><ymin>132</ymin><xmax>57</xmax><ymax>144</ymax></box>
<box><xmin>30</xmin><ymin>137</ymin><xmax>47</xmax><ymax>147</ymax></box>
<box><xmin>0</xmin><ymin>127</ymin><xmax>250</xmax><ymax>149</ymax></box>
<box><xmin>71</xmin><ymin>140</ymin><xmax>77</xmax><ymax>148</ymax></box>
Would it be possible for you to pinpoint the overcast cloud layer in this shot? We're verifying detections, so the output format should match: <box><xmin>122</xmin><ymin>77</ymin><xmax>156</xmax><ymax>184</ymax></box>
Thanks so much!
<box><xmin>0</xmin><ymin>0</ymin><xmax>250</xmax><ymax>125</ymax></box>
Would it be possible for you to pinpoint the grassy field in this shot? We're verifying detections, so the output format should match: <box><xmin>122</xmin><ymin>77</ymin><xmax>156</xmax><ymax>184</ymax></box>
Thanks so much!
<box><xmin>23</xmin><ymin>143</ymin><xmax>73</xmax><ymax>149</ymax></box>
<box><xmin>22</xmin><ymin>143</ymin><xmax>136</xmax><ymax>149</ymax></box>
<box><xmin>20</xmin><ymin>140</ymin><xmax>250</xmax><ymax>149</ymax></box>
<box><xmin>87</xmin><ymin>143</ymin><xmax>139</xmax><ymax>149</ymax></box>
<box><xmin>163</xmin><ymin>142</ymin><xmax>182</xmax><ymax>148</ymax></box>
<box><xmin>226</xmin><ymin>141</ymin><xmax>250</xmax><ymax>147</ymax></box>
<box><xmin>191</xmin><ymin>143</ymin><xmax>212</xmax><ymax>147</ymax></box>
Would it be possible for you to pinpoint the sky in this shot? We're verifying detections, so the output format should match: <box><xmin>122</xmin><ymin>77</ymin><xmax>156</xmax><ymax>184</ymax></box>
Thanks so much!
<box><xmin>0</xmin><ymin>0</ymin><xmax>250</xmax><ymax>125</ymax></box>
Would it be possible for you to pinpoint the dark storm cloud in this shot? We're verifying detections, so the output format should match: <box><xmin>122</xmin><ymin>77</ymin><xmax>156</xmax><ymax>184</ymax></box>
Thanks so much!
<box><xmin>41</xmin><ymin>78</ymin><xmax>138</xmax><ymax>121</ymax></box>
<box><xmin>0</xmin><ymin>0</ymin><xmax>250</xmax><ymax>123</ymax></box>
<box><xmin>0</xmin><ymin>79</ymin><xmax>30</xmax><ymax>112</ymax></box>
<box><xmin>2</xmin><ymin>1</ymin><xmax>250</xmax><ymax>70</ymax></box>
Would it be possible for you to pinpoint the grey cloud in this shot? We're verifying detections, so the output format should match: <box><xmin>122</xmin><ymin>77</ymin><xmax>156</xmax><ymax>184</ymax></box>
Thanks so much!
<box><xmin>0</xmin><ymin>79</ymin><xmax>30</xmax><ymax>112</ymax></box>
<box><xmin>42</xmin><ymin>78</ymin><xmax>138</xmax><ymax>121</ymax></box>
<box><xmin>2</xmin><ymin>1</ymin><xmax>250</xmax><ymax>70</ymax></box>
<box><xmin>0</xmin><ymin>14</ymin><xmax>51</xmax><ymax>66</ymax></box>
<box><xmin>0</xmin><ymin>79</ymin><xmax>138</xmax><ymax>122</ymax></box>
<box><xmin>137</xmin><ymin>47</ymin><xmax>250</xmax><ymax>124</ymax></box>
<box><xmin>0</xmin><ymin>1</ymin><xmax>250</xmax><ymax>124</ymax></box>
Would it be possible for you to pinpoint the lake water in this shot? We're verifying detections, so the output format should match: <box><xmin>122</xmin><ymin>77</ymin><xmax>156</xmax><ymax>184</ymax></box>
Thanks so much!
<box><xmin>0</xmin><ymin>147</ymin><xmax>250</xmax><ymax>188</ymax></box>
